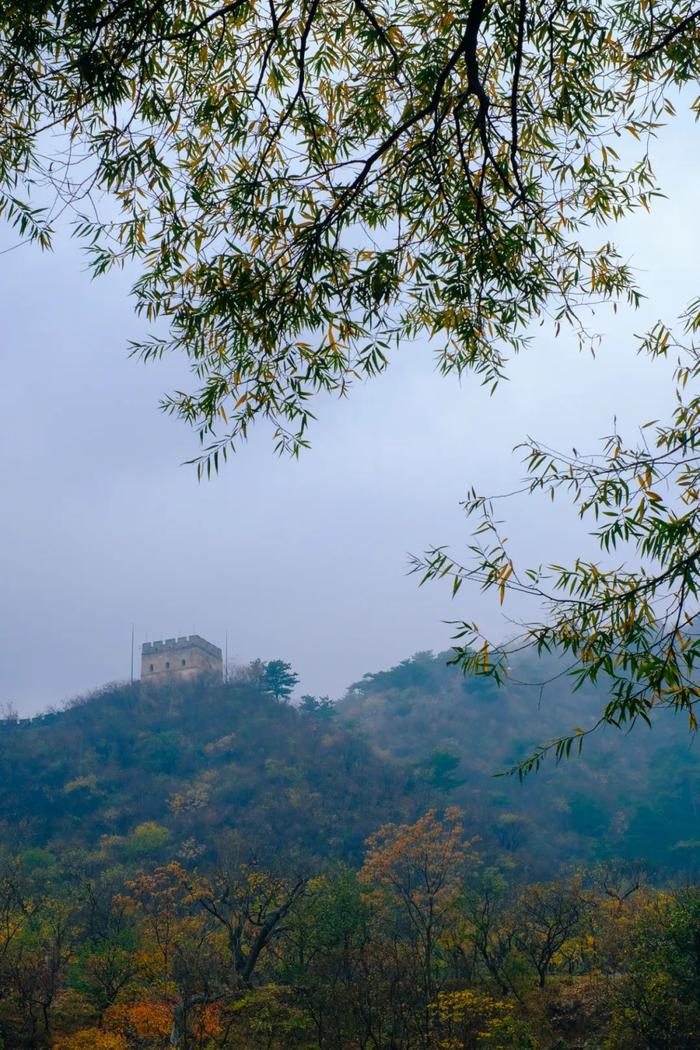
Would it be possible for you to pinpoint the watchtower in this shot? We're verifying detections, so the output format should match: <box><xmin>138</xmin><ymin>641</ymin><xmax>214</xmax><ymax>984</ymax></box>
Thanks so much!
<box><xmin>141</xmin><ymin>635</ymin><xmax>223</xmax><ymax>683</ymax></box>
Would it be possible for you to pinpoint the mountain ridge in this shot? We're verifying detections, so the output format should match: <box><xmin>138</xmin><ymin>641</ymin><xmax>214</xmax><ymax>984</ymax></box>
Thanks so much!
<box><xmin>1</xmin><ymin>651</ymin><xmax>698</xmax><ymax>877</ymax></box>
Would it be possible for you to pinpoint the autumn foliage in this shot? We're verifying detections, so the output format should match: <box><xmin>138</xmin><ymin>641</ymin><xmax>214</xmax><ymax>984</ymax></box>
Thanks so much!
<box><xmin>0</xmin><ymin>812</ymin><xmax>695</xmax><ymax>1049</ymax></box>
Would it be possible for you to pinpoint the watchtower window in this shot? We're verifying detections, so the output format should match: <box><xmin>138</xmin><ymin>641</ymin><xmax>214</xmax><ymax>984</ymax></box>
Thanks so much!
<box><xmin>181</xmin><ymin>659</ymin><xmax>186</xmax><ymax>666</ymax></box>
<box><xmin>149</xmin><ymin>664</ymin><xmax>154</xmax><ymax>672</ymax></box>
<box><xmin>165</xmin><ymin>661</ymin><xmax>170</xmax><ymax>669</ymax></box>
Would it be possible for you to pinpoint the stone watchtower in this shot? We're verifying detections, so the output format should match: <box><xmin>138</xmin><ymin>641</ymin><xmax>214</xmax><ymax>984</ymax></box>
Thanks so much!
<box><xmin>141</xmin><ymin>635</ymin><xmax>223</xmax><ymax>684</ymax></box>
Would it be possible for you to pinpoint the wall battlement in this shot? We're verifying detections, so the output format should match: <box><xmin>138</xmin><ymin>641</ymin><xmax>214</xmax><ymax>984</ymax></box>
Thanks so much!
<box><xmin>142</xmin><ymin>635</ymin><xmax>222</xmax><ymax>660</ymax></box>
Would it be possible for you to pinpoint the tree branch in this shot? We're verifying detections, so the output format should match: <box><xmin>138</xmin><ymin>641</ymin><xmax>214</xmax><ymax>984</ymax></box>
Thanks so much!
<box><xmin>631</xmin><ymin>7</ymin><xmax>700</xmax><ymax>60</ymax></box>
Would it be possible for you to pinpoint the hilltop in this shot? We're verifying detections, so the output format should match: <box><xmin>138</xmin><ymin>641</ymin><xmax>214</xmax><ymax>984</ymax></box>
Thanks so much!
<box><xmin>2</xmin><ymin>651</ymin><xmax>699</xmax><ymax>877</ymax></box>
<box><xmin>0</xmin><ymin>673</ymin><xmax>419</xmax><ymax>867</ymax></box>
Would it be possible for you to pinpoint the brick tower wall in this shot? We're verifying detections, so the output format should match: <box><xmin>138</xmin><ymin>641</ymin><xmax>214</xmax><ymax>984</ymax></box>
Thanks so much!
<box><xmin>141</xmin><ymin>635</ymin><xmax>223</xmax><ymax>683</ymax></box>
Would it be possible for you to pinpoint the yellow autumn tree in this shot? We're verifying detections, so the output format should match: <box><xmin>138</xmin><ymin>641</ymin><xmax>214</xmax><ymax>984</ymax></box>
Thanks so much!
<box><xmin>432</xmin><ymin>988</ymin><xmax>539</xmax><ymax>1050</ymax></box>
<box><xmin>360</xmin><ymin>808</ymin><xmax>477</xmax><ymax>1003</ymax></box>
<box><xmin>53</xmin><ymin>1029</ymin><xmax>128</xmax><ymax>1050</ymax></box>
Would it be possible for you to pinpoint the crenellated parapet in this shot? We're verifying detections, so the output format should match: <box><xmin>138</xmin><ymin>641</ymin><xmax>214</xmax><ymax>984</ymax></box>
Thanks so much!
<box><xmin>142</xmin><ymin>635</ymin><xmax>222</xmax><ymax>660</ymax></box>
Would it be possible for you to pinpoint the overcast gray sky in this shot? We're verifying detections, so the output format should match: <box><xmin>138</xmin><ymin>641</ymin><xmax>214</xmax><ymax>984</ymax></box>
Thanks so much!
<box><xmin>2</xmin><ymin>112</ymin><xmax>698</xmax><ymax>715</ymax></box>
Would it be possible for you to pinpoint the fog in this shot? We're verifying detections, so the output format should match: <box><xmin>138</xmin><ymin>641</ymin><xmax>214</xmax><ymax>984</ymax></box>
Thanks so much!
<box><xmin>1</xmin><ymin>114</ymin><xmax>698</xmax><ymax>715</ymax></box>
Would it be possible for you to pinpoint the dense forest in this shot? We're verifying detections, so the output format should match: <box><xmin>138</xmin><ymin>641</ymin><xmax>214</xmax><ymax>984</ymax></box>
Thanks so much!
<box><xmin>4</xmin><ymin>652</ymin><xmax>700</xmax><ymax>876</ymax></box>
<box><xmin>0</xmin><ymin>670</ymin><xmax>418</xmax><ymax>865</ymax></box>
<box><xmin>337</xmin><ymin>652</ymin><xmax>700</xmax><ymax>875</ymax></box>
<box><xmin>0</xmin><ymin>654</ymin><xmax>699</xmax><ymax>1049</ymax></box>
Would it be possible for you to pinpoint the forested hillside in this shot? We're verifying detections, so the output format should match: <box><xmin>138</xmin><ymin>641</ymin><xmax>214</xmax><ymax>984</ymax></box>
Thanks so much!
<box><xmin>1</xmin><ymin>657</ymin><xmax>700</xmax><ymax>1049</ymax></box>
<box><xmin>337</xmin><ymin>651</ymin><xmax>700</xmax><ymax>876</ymax></box>
<box><xmin>2</xmin><ymin>651</ymin><xmax>699</xmax><ymax>877</ymax></box>
<box><xmin>0</xmin><ymin>673</ymin><xmax>419</xmax><ymax>865</ymax></box>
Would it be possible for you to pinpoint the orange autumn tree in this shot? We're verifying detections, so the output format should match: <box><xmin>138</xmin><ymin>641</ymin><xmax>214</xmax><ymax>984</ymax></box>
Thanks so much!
<box><xmin>117</xmin><ymin>861</ymin><xmax>307</xmax><ymax>1049</ymax></box>
<box><xmin>117</xmin><ymin>864</ymin><xmax>226</xmax><ymax>1050</ymax></box>
<box><xmin>360</xmin><ymin>809</ymin><xmax>477</xmax><ymax>1004</ymax></box>
<box><xmin>103</xmin><ymin>1001</ymin><xmax>173</xmax><ymax>1046</ymax></box>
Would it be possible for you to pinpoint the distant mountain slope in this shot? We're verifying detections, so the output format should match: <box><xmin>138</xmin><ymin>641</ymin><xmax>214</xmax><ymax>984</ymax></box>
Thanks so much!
<box><xmin>0</xmin><ymin>676</ymin><xmax>418</xmax><ymax>865</ymax></box>
<box><xmin>336</xmin><ymin>651</ymin><xmax>700</xmax><ymax>875</ymax></box>
<box><xmin>2</xmin><ymin>652</ymin><xmax>699</xmax><ymax>876</ymax></box>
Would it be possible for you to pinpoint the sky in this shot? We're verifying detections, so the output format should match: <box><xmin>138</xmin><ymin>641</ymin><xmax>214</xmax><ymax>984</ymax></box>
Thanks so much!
<box><xmin>2</xmin><ymin>113</ymin><xmax>699</xmax><ymax>715</ymax></box>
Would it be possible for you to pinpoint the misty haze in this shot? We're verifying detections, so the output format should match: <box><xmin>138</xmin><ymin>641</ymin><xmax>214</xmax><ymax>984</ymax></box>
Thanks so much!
<box><xmin>2</xmin><ymin>4</ymin><xmax>700</xmax><ymax>1049</ymax></box>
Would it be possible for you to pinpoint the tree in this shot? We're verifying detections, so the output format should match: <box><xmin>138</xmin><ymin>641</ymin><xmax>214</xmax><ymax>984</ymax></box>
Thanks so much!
<box><xmin>463</xmin><ymin>871</ymin><xmax>517</xmax><ymax>997</ymax></box>
<box><xmin>68</xmin><ymin>875</ymin><xmax>142</xmax><ymax>1025</ymax></box>
<box><xmin>432</xmin><ymin>989</ymin><xmax>537</xmax><ymax>1050</ymax></box>
<box><xmin>1</xmin><ymin>0</ymin><xmax>665</xmax><ymax>459</ymax></box>
<box><xmin>419</xmin><ymin>749</ymin><xmax>465</xmax><ymax>793</ymax></box>
<box><xmin>263</xmin><ymin>661</ymin><xmax>300</xmax><ymax>702</ymax></box>
<box><xmin>181</xmin><ymin>858</ymin><xmax>308</xmax><ymax>991</ymax></box>
<box><xmin>299</xmin><ymin>695</ymin><xmax>336</xmax><ymax>720</ymax></box>
<box><xmin>360</xmin><ymin>809</ymin><xmax>476</xmax><ymax>1004</ymax></box>
<box><xmin>280</xmin><ymin>868</ymin><xmax>373</xmax><ymax>1048</ymax></box>
<box><xmin>54</xmin><ymin>1032</ymin><xmax>127</xmax><ymax>1050</ymax></box>
<box><xmin>416</xmin><ymin>331</ymin><xmax>700</xmax><ymax>773</ymax></box>
<box><xmin>607</xmin><ymin>889</ymin><xmax>700</xmax><ymax>1050</ymax></box>
<box><xmin>5</xmin><ymin>896</ymin><xmax>78</xmax><ymax>1048</ymax></box>
<box><xmin>512</xmin><ymin>878</ymin><xmax>587</xmax><ymax>988</ymax></box>
<box><xmin>120</xmin><ymin>860</ymin><xmax>307</xmax><ymax>1049</ymax></box>
<box><xmin>3</xmin><ymin>1</ymin><xmax>700</xmax><ymax>755</ymax></box>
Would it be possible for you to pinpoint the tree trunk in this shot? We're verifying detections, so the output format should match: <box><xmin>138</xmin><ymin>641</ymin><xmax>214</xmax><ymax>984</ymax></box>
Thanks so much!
<box><xmin>170</xmin><ymin>1001</ymin><xmax>187</xmax><ymax>1049</ymax></box>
